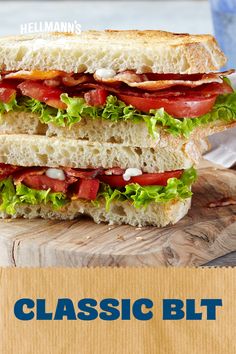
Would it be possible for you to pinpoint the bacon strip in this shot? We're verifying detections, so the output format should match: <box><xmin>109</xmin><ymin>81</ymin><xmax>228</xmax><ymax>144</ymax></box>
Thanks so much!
<box><xmin>4</xmin><ymin>70</ymin><xmax>67</xmax><ymax>80</ymax></box>
<box><xmin>0</xmin><ymin>163</ymin><xmax>20</xmax><ymax>181</ymax></box>
<box><xmin>13</xmin><ymin>168</ymin><xmax>46</xmax><ymax>184</ymax></box>
<box><xmin>64</xmin><ymin>167</ymin><xmax>103</xmax><ymax>179</ymax></box>
<box><xmin>62</xmin><ymin>75</ymin><xmax>90</xmax><ymax>87</ymax></box>
<box><xmin>94</xmin><ymin>70</ymin><xmax>235</xmax><ymax>91</ymax></box>
<box><xmin>3</xmin><ymin>69</ymin><xmax>234</xmax><ymax>93</ymax></box>
<box><xmin>104</xmin><ymin>167</ymin><xmax>125</xmax><ymax>175</ymax></box>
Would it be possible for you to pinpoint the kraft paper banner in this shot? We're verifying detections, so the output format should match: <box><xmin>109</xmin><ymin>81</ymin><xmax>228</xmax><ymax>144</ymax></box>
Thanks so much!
<box><xmin>0</xmin><ymin>267</ymin><xmax>235</xmax><ymax>354</ymax></box>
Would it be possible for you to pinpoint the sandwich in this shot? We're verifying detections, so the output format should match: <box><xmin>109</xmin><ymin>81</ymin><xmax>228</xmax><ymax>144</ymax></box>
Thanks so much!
<box><xmin>0</xmin><ymin>30</ymin><xmax>235</xmax><ymax>227</ymax></box>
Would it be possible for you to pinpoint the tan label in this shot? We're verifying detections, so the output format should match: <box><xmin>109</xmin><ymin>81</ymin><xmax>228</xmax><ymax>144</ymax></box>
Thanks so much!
<box><xmin>0</xmin><ymin>267</ymin><xmax>235</xmax><ymax>354</ymax></box>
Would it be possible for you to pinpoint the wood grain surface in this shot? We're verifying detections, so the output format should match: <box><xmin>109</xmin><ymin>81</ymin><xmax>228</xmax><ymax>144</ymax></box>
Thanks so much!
<box><xmin>0</xmin><ymin>165</ymin><xmax>235</xmax><ymax>268</ymax></box>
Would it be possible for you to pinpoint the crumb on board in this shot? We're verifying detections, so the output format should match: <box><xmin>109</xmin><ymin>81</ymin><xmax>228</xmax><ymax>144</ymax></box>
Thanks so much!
<box><xmin>86</xmin><ymin>235</ymin><xmax>91</xmax><ymax>239</ymax></box>
<box><xmin>136</xmin><ymin>236</ymin><xmax>143</xmax><ymax>241</ymax></box>
<box><xmin>76</xmin><ymin>240</ymin><xmax>85</xmax><ymax>245</ymax></box>
<box><xmin>117</xmin><ymin>234</ymin><xmax>125</xmax><ymax>241</ymax></box>
<box><xmin>135</xmin><ymin>227</ymin><xmax>142</xmax><ymax>231</ymax></box>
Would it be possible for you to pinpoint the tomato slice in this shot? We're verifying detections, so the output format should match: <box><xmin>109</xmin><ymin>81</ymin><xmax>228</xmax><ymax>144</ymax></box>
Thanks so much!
<box><xmin>0</xmin><ymin>82</ymin><xmax>17</xmax><ymax>103</ymax></box>
<box><xmin>84</xmin><ymin>88</ymin><xmax>108</xmax><ymax>106</ymax></box>
<box><xmin>0</xmin><ymin>87</ymin><xmax>16</xmax><ymax>103</ymax></box>
<box><xmin>118</xmin><ymin>93</ymin><xmax>217</xmax><ymax>118</ymax></box>
<box><xmin>117</xmin><ymin>81</ymin><xmax>233</xmax><ymax>117</ymax></box>
<box><xmin>73</xmin><ymin>179</ymin><xmax>100</xmax><ymax>200</ymax></box>
<box><xmin>99</xmin><ymin>170</ymin><xmax>183</xmax><ymax>188</ymax></box>
<box><xmin>18</xmin><ymin>80</ymin><xmax>66</xmax><ymax>109</ymax></box>
<box><xmin>22</xmin><ymin>174</ymin><xmax>68</xmax><ymax>193</ymax></box>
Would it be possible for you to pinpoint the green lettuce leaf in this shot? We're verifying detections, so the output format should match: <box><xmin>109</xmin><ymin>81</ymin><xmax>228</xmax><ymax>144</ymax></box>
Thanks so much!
<box><xmin>0</xmin><ymin>178</ymin><xmax>68</xmax><ymax>215</ymax></box>
<box><xmin>0</xmin><ymin>169</ymin><xmax>196</xmax><ymax>215</ymax></box>
<box><xmin>97</xmin><ymin>167</ymin><xmax>197</xmax><ymax>211</ymax></box>
<box><xmin>0</xmin><ymin>178</ymin><xmax>19</xmax><ymax>215</ymax></box>
<box><xmin>1</xmin><ymin>86</ymin><xmax>236</xmax><ymax>138</ymax></box>
<box><xmin>0</xmin><ymin>96</ymin><xmax>19</xmax><ymax>115</ymax></box>
<box><xmin>19</xmin><ymin>97</ymin><xmax>69</xmax><ymax>127</ymax></box>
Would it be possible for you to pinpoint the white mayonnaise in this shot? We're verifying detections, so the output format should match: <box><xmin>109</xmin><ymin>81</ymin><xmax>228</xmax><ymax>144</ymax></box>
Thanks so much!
<box><xmin>46</xmin><ymin>168</ymin><xmax>66</xmax><ymax>181</ymax></box>
<box><xmin>95</xmin><ymin>68</ymin><xmax>116</xmax><ymax>80</ymax></box>
<box><xmin>123</xmin><ymin>168</ymin><xmax>142</xmax><ymax>181</ymax></box>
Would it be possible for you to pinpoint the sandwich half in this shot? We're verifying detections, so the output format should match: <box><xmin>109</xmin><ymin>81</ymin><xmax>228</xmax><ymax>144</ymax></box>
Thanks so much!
<box><xmin>0</xmin><ymin>30</ymin><xmax>235</xmax><ymax>226</ymax></box>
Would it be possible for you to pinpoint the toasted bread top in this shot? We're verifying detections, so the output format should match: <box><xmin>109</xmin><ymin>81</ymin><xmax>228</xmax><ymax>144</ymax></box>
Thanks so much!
<box><xmin>0</xmin><ymin>30</ymin><xmax>226</xmax><ymax>74</ymax></box>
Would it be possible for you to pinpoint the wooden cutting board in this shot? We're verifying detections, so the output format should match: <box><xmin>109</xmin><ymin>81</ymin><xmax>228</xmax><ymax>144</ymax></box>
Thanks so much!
<box><xmin>0</xmin><ymin>162</ymin><xmax>235</xmax><ymax>267</ymax></box>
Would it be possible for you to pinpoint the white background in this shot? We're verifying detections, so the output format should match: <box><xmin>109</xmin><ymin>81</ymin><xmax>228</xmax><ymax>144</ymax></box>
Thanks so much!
<box><xmin>0</xmin><ymin>1</ymin><xmax>213</xmax><ymax>36</ymax></box>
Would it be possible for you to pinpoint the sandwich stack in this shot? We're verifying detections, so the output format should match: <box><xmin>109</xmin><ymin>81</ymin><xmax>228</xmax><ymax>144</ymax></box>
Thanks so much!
<box><xmin>0</xmin><ymin>30</ymin><xmax>235</xmax><ymax>227</ymax></box>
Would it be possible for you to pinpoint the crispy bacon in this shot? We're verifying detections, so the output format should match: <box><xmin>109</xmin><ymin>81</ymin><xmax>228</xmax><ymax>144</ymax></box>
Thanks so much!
<box><xmin>22</xmin><ymin>174</ymin><xmax>68</xmax><ymax>193</ymax></box>
<box><xmin>75</xmin><ymin>80</ymin><xmax>232</xmax><ymax>99</ymax></box>
<box><xmin>104</xmin><ymin>167</ymin><xmax>125</xmax><ymax>175</ymax></box>
<box><xmin>4</xmin><ymin>70</ymin><xmax>67</xmax><ymax>80</ymax></box>
<box><xmin>0</xmin><ymin>163</ymin><xmax>20</xmax><ymax>181</ymax></box>
<box><xmin>13</xmin><ymin>167</ymin><xmax>46</xmax><ymax>184</ymax></box>
<box><xmin>62</xmin><ymin>75</ymin><xmax>90</xmax><ymax>87</ymax></box>
<box><xmin>44</xmin><ymin>78</ymin><xmax>61</xmax><ymax>87</ymax></box>
<box><xmin>93</xmin><ymin>69</ymin><xmax>234</xmax><ymax>91</ymax></box>
<box><xmin>64</xmin><ymin>167</ymin><xmax>103</xmax><ymax>179</ymax></box>
<box><xmin>3</xmin><ymin>69</ymin><xmax>234</xmax><ymax>94</ymax></box>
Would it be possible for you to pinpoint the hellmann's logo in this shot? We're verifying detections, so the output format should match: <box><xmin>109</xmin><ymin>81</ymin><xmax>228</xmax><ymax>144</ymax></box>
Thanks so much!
<box><xmin>20</xmin><ymin>21</ymin><xmax>82</xmax><ymax>35</ymax></box>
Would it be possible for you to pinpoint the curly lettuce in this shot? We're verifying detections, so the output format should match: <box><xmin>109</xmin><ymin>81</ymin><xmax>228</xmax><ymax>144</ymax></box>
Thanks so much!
<box><xmin>0</xmin><ymin>95</ymin><xmax>19</xmax><ymax>115</ymax></box>
<box><xmin>0</xmin><ymin>168</ymin><xmax>196</xmax><ymax>215</ymax></box>
<box><xmin>1</xmin><ymin>90</ymin><xmax>236</xmax><ymax>138</ymax></box>
<box><xmin>97</xmin><ymin>167</ymin><xmax>197</xmax><ymax>211</ymax></box>
<box><xmin>0</xmin><ymin>178</ymin><xmax>68</xmax><ymax>215</ymax></box>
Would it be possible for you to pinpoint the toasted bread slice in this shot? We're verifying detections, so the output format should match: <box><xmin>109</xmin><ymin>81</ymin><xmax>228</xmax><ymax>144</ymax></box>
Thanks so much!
<box><xmin>0</xmin><ymin>134</ymin><xmax>208</xmax><ymax>173</ymax></box>
<box><xmin>0</xmin><ymin>196</ymin><xmax>191</xmax><ymax>227</ymax></box>
<box><xmin>0</xmin><ymin>30</ymin><xmax>226</xmax><ymax>74</ymax></box>
<box><xmin>0</xmin><ymin>111</ymin><xmax>235</xmax><ymax>147</ymax></box>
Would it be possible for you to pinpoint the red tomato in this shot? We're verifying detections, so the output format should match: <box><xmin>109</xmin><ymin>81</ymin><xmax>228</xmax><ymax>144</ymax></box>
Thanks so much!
<box><xmin>84</xmin><ymin>88</ymin><xmax>108</xmax><ymax>106</ymax></box>
<box><xmin>73</xmin><ymin>179</ymin><xmax>100</xmax><ymax>200</ymax></box>
<box><xmin>18</xmin><ymin>80</ymin><xmax>66</xmax><ymax>109</ymax></box>
<box><xmin>0</xmin><ymin>87</ymin><xmax>16</xmax><ymax>103</ymax></box>
<box><xmin>99</xmin><ymin>170</ymin><xmax>183</xmax><ymax>188</ymax></box>
<box><xmin>118</xmin><ymin>94</ymin><xmax>217</xmax><ymax>118</ymax></box>
<box><xmin>22</xmin><ymin>174</ymin><xmax>68</xmax><ymax>193</ymax></box>
<box><xmin>0</xmin><ymin>82</ymin><xmax>16</xmax><ymax>103</ymax></box>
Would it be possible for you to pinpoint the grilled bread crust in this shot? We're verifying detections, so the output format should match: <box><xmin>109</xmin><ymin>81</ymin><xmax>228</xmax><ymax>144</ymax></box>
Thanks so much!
<box><xmin>0</xmin><ymin>134</ymin><xmax>208</xmax><ymax>173</ymax></box>
<box><xmin>0</xmin><ymin>30</ymin><xmax>226</xmax><ymax>74</ymax></box>
<box><xmin>0</xmin><ymin>197</ymin><xmax>191</xmax><ymax>227</ymax></box>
